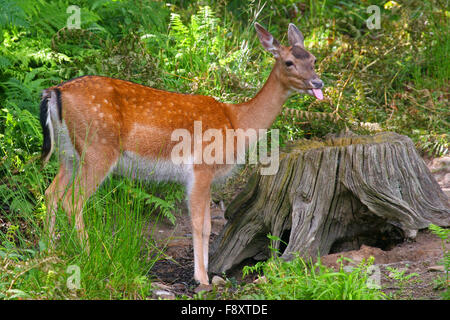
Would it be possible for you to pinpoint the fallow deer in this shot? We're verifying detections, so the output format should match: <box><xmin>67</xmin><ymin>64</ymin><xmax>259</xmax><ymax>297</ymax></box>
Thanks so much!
<box><xmin>40</xmin><ymin>23</ymin><xmax>324</xmax><ymax>286</ymax></box>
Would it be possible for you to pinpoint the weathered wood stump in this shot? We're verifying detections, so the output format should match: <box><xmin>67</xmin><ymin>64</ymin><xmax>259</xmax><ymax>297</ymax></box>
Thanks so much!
<box><xmin>209</xmin><ymin>132</ymin><xmax>450</xmax><ymax>274</ymax></box>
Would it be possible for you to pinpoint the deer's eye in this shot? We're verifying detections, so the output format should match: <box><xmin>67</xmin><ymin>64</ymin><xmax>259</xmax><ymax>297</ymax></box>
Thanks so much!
<box><xmin>285</xmin><ymin>60</ymin><xmax>294</xmax><ymax>67</ymax></box>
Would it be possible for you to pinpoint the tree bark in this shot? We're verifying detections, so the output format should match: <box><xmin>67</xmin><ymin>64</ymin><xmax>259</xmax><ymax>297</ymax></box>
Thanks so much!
<box><xmin>209</xmin><ymin>132</ymin><xmax>450</xmax><ymax>274</ymax></box>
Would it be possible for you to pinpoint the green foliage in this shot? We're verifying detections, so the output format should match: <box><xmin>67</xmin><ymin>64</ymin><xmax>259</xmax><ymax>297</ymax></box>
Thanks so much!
<box><xmin>241</xmin><ymin>252</ymin><xmax>386</xmax><ymax>300</ymax></box>
<box><xmin>0</xmin><ymin>0</ymin><xmax>29</xmax><ymax>31</ymax></box>
<box><xmin>0</xmin><ymin>176</ymin><xmax>162</xmax><ymax>299</ymax></box>
<box><xmin>163</xmin><ymin>5</ymin><xmax>256</xmax><ymax>97</ymax></box>
<box><xmin>123</xmin><ymin>181</ymin><xmax>184</xmax><ymax>226</ymax></box>
<box><xmin>54</xmin><ymin>177</ymin><xmax>157</xmax><ymax>299</ymax></box>
<box><xmin>429</xmin><ymin>224</ymin><xmax>450</xmax><ymax>243</ymax></box>
<box><xmin>429</xmin><ymin>224</ymin><xmax>449</xmax><ymax>299</ymax></box>
<box><xmin>384</xmin><ymin>265</ymin><xmax>420</xmax><ymax>299</ymax></box>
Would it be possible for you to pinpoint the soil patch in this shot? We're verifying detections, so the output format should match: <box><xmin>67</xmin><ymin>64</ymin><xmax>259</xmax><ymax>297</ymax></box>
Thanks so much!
<box><xmin>320</xmin><ymin>229</ymin><xmax>448</xmax><ymax>299</ymax></box>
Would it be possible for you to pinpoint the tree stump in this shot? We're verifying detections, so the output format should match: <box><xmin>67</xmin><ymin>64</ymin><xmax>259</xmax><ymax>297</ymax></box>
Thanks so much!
<box><xmin>209</xmin><ymin>132</ymin><xmax>450</xmax><ymax>274</ymax></box>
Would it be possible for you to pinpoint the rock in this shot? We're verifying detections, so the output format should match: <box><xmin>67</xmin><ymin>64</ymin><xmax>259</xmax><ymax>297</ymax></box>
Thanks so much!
<box><xmin>153</xmin><ymin>290</ymin><xmax>175</xmax><ymax>300</ymax></box>
<box><xmin>427</xmin><ymin>265</ymin><xmax>445</xmax><ymax>272</ymax></box>
<box><xmin>211</xmin><ymin>275</ymin><xmax>227</xmax><ymax>287</ymax></box>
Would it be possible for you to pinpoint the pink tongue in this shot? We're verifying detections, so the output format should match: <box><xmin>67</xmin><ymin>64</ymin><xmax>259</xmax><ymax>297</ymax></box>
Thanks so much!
<box><xmin>312</xmin><ymin>88</ymin><xmax>324</xmax><ymax>100</ymax></box>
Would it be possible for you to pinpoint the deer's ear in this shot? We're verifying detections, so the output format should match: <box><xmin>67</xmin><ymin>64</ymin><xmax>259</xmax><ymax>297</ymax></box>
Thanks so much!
<box><xmin>255</xmin><ymin>22</ymin><xmax>280</xmax><ymax>58</ymax></box>
<box><xmin>288</xmin><ymin>23</ymin><xmax>304</xmax><ymax>48</ymax></box>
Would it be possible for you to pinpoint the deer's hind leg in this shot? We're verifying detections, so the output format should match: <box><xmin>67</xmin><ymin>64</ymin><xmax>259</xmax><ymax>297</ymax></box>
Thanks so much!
<box><xmin>45</xmin><ymin>163</ymin><xmax>71</xmax><ymax>245</ymax></box>
<box><xmin>60</xmin><ymin>144</ymin><xmax>119</xmax><ymax>249</ymax></box>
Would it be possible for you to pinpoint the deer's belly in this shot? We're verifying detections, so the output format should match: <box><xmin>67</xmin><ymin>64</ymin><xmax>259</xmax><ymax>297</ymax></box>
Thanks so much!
<box><xmin>114</xmin><ymin>151</ymin><xmax>194</xmax><ymax>186</ymax></box>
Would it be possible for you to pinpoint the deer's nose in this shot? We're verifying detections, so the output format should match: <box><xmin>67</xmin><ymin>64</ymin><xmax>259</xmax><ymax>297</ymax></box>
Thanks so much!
<box><xmin>310</xmin><ymin>79</ymin><xmax>324</xmax><ymax>89</ymax></box>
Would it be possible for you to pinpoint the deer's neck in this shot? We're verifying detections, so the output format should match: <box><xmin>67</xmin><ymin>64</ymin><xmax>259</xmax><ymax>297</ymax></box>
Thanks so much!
<box><xmin>226</xmin><ymin>63</ymin><xmax>290</xmax><ymax>131</ymax></box>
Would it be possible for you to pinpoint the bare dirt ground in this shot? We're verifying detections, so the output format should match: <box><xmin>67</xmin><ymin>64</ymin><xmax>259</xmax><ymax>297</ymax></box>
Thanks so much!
<box><xmin>320</xmin><ymin>230</ymin><xmax>448</xmax><ymax>299</ymax></box>
<box><xmin>148</xmin><ymin>201</ymin><xmax>225</xmax><ymax>297</ymax></box>
<box><xmin>148</xmin><ymin>156</ymin><xmax>449</xmax><ymax>299</ymax></box>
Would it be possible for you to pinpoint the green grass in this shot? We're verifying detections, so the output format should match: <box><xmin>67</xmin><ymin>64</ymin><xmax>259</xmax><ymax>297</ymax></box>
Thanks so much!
<box><xmin>0</xmin><ymin>128</ymin><xmax>184</xmax><ymax>299</ymax></box>
<box><xmin>190</xmin><ymin>236</ymin><xmax>387</xmax><ymax>300</ymax></box>
<box><xmin>192</xmin><ymin>255</ymin><xmax>387</xmax><ymax>300</ymax></box>
<box><xmin>52</xmin><ymin>177</ymin><xmax>154</xmax><ymax>299</ymax></box>
<box><xmin>239</xmin><ymin>255</ymin><xmax>386</xmax><ymax>300</ymax></box>
<box><xmin>0</xmin><ymin>172</ymin><xmax>183</xmax><ymax>299</ymax></box>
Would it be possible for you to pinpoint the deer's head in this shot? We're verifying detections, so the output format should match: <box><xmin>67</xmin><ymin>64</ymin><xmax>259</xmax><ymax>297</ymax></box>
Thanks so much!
<box><xmin>255</xmin><ymin>22</ymin><xmax>324</xmax><ymax>100</ymax></box>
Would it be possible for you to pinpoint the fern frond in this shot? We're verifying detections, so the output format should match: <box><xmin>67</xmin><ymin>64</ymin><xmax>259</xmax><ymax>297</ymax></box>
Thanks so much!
<box><xmin>0</xmin><ymin>55</ymin><xmax>12</xmax><ymax>71</ymax></box>
<box><xmin>0</xmin><ymin>0</ymin><xmax>29</xmax><ymax>29</ymax></box>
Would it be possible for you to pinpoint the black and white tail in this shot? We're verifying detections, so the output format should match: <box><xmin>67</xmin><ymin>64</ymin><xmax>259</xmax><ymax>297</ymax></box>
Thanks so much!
<box><xmin>39</xmin><ymin>88</ymin><xmax>62</xmax><ymax>164</ymax></box>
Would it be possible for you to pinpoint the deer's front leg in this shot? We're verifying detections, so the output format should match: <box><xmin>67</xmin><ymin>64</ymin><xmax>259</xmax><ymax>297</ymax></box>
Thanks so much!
<box><xmin>189</xmin><ymin>170</ymin><xmax>213</xmax><ymax>285</ymax></box>
<box><xmin>203</xmin><ymin>194</ymin><xmax>211</xmax><ymax>271</ymax></box>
